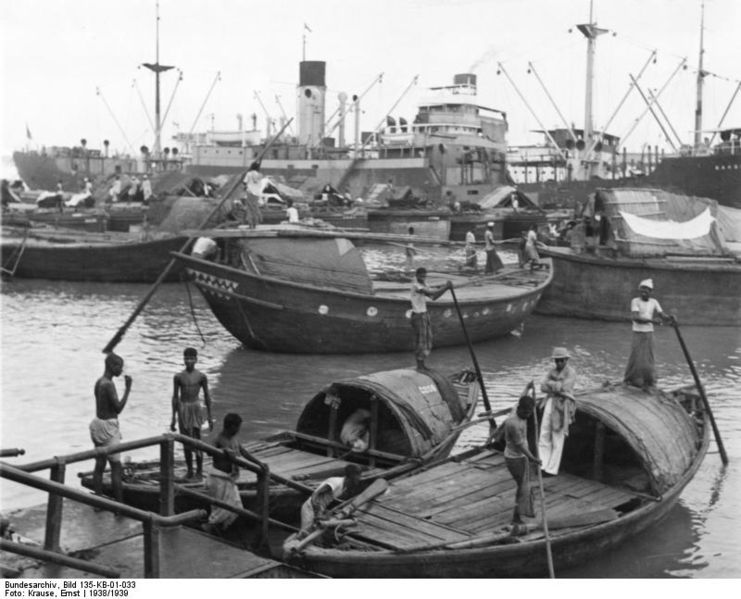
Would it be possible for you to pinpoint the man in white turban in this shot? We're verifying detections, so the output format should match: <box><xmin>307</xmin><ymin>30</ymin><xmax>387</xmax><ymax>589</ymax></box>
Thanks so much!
<box><xmin>623</xmin><ymin>279</ymin><xmax>675</xmax><ymax>390</ymax></box>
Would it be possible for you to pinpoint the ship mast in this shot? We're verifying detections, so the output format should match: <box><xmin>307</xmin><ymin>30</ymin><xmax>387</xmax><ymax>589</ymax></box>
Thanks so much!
<box><xmin>576</xmin><ymin>0</ymin><xmax>607</xmax><ymax>175</ymax></box>
<box><xmin>693</xmin><ymin>0</ymin><xmax>706</xmax><ymax>151</ymax></box>
<box><xmin>142</xmin><ymin>0</ymin><xmax>174</xmax><ymax>159</ymax></box>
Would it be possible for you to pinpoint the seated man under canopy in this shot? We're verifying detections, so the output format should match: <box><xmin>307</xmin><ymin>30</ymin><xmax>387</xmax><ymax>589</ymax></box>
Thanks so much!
<box><xmin>340</xmin><ymin>408</ymin><xmax>372</xmax><ymax>453</ymax></box>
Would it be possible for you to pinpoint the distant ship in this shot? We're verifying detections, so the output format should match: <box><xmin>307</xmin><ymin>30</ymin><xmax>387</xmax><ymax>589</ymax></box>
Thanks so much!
<box><xmin>506</xmin><ymin>1</ymin><xmax>741</xmax><ymax>209</ymax></box>
<box><xmin>179</xmin><ymin>62</ymin><xmax>512</xmax><ymax>206</ymax></box>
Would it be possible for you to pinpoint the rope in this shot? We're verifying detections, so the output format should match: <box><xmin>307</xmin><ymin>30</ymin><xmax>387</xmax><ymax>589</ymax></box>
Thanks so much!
<box><xmin>184</xmin><ymin>278</ymin><xmax>207</xmax><ymax>347</ymax></box>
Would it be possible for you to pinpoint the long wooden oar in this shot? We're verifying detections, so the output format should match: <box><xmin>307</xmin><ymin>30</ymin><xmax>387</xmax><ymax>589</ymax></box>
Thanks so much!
<box><xmin>531</xmin><ymin>389</ymin><xmax>555</xmax><ymax>578</ymax></box>
<box><xmin>672</xmin><ymin>321</ymin><xmax>728</xmax><ymax>465</ymax></box>
<box><xmin>102</xmin><ymin>118</ymin><xmax>293</xmax><ymax>353</ymax></box>
<box><xmin>449</xmin><ymin>287</ymin><xmax>492</xmax><ymax>415</ymax></box>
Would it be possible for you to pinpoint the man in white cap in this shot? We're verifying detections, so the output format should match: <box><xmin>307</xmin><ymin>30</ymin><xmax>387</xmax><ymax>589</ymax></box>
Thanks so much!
<box><xmin>538</xmin><ymin>347</ymin><xmax>576</xmax><ymax>476</ymax></box>
<box><xmin>624</xmin><ymin>279</ymin><xmax>675</xmax><ymax>390</ymax></box>
<box><xmin>484</xmin><ymin>221</ymin><xmax>503</xmax><ymax>274</ymax></box>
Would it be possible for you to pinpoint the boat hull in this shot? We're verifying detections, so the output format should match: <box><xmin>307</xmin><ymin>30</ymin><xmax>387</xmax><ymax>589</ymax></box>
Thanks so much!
<box><xmin>288</xmin><ymin>388</ymin><xmax>710</xmax><ymax>578</ymax></box>
<box><xmin>536</xmin><ymin>247</ymin><xmax>741</xmax><ymax>326</ymax></box>
<box><xmin>0</xmin><ymin>233</ymin><xmax>187</xmax><ymax>282</ymax></box>
<box><xmin>179</xmin><ymin>254</ymin><xmax>551</xmax><ymax>354</ymax></box>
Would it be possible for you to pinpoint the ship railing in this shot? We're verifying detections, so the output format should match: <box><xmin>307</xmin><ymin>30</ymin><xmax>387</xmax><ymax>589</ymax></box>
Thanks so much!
<box><xmin>0</xmin><ymin>433</ymin><xmax>306</xmax><ymax>577</ymax></box>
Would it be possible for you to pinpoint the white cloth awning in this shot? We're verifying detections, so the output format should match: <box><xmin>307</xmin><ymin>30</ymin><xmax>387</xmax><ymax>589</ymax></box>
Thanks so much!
<box><xmin>619</xmin><ymin>208</ymin><xmax>715</xmax><ymax>240</ymax></box>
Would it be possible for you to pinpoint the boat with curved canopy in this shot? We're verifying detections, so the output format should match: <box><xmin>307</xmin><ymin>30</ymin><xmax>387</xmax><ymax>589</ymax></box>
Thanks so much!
<box><xmin>282</xmin><ymin>382</ymin><xmax>709</xmax><ymax>577</ymax></box>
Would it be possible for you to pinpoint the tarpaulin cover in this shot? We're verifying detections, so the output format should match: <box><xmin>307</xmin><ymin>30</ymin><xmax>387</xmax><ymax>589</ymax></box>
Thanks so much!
<box><xmin>479</xmin><ymin>185</ymin><xmax>540</xmax><ymax>210</ymax></box>
<box><xmin>576</xmin><ymin>385</ymin><xmax>700</xmax><ymax>494</ymax></box>
<box><xmin>596</xmin><ymin>188</ymin><xmax>729</xmax><ymax>257</ymax></box>
<box><xmin>296</xmin><ymin>368</ymin><xmax>471</xmax><ymax>457</ymax></box>
<box><xmin>240</xmin><ymin>237</ymin><xmax>373</xmax><ymax>294</ymax></box>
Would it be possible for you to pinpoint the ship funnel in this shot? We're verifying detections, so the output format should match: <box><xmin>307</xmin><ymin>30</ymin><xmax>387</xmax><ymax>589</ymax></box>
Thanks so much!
<box><xmin>297</xmin><ymin>60</ymin><xmax>327</xmax><ymax>146</ymax></box>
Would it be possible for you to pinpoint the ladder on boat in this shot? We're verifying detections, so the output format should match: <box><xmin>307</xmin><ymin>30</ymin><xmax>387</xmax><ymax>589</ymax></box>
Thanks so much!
<box><xmin>1</xmin><ymin>227</ymin><xmax>29</xmax><ymax>278</ymax></box>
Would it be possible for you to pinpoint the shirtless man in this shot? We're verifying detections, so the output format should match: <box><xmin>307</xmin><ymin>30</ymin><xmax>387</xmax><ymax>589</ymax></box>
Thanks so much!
<box><xmin>89</xmin><ymin>352</ymin><xmax>132</xmax><ymax>502</ymax></box>
<box><xmin>171</xmin><ymin>347</ymin><xmax>213</xmax><ymax>479</ymax></box>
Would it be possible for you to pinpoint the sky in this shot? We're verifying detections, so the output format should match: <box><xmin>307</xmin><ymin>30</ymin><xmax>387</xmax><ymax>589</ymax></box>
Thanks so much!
<box><xmin>1</xmin><ymin>0</ymin><xmax>739</xmax><ymax>159</ymax></box>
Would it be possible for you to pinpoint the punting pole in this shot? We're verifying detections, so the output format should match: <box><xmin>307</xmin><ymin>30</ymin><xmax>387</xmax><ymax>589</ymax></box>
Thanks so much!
<box><xmin>530</xmin><ymin>384</ymin><xmax>556</xmax><ymax>578</ymax></box>
<box><xmin>672</xmin><ymin>322</ymin><xmax>728</xmax><ymax>465</ymax></box>
<box><xmin>449</xmin><ymin>287</ymin><xmax>492</xmax><ymax>415</ymax></box>
<box><xmin>102</xmin><ymin>118</ymin><xmax>293</xmax><ymax>354</ymax></box>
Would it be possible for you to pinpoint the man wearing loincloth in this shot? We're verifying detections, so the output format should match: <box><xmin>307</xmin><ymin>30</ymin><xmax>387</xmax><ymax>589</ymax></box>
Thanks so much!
<box><xmin>171</xmin><ymin>347</ymin><xmax>214</xmax><ymax>479</ymax></box>
<box><xmin>89</xmin><ymin>352</ymin><xmax>132</xmax><ymax>503</ymax></box>
<box><xmin>410</xmin><ymin>267</ymin><xmax>452</xmax><ymax>371</ymax></box>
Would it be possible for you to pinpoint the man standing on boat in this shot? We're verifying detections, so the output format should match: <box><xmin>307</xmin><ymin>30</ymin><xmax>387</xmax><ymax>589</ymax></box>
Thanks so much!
<box><xmin>464</xmin><ymin>230</ymin><xmax>478</xmax><ymax>269</ymax></box>
<box><xmin>484</xmin><ymin>222</ymin><xmax>503</xmax><ymax>274</ymax></box>
<box><xmin>89</xmin><ymin>352</ymin><xmax>132</xmax><ymax>503</ymax></box>
<box><xmin>410</xmin><ymin>267</ymin><xmax>452</xmax><ymax>370</ymax></box>
<box><xmin>501</xmin><ymin>395</ymin><xmax>540</xmax><ymax>527</ymax></box>
<box><xmin>242</xmin><ymin>161</ymin><xmax>263</xmax><ymax>228</ymax></box>
<box><xmin>538</xmin><ymin>347</ymin><xmax>576</xmax><ymax>477</ymax></box>
<box><xmin>624</xmin><ymin>279</ymin><xmax>675</xmax><ymax>390</ymax></box>
<box><xmin>141</xmin><ymin>174</ymin><xmax>153</xmax><ymax>204</ymax></box>
<box><xmin>171</xmin><ymin>347</ymin><xmax>214</xmax><ymax>480</ymax></box>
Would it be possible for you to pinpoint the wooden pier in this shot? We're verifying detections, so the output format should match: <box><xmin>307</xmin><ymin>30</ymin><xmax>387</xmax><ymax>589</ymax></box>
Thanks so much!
<box><xmin>0</xmin><ymin>439</ymin><xmax>317</xmax><ymax>579</ymax></box>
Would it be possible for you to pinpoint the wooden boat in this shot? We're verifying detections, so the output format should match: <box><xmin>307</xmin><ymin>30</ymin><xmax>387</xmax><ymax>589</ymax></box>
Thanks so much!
<box><xmin>366</xmin><ymin>208</ymin><xmax>451</xmax><ymax>240</ymax></box>
<box><xmin>0</xmin><ymin>226</ymin><xmax>187</xmax><ymax>282</ymax></box>
<box><xmin>172</xmin><ymin>227</ymin><xmax>552</xmax><ymax>354</ymax></box>
<box><xmin>536</xmin><ymin>189</ymin><xmax>741</xmax><ymax>326</ymax></box>
<box><xmin>79</xmin><ymin>367</ymin><xmax>480</xmax><ymax>522</ymax></box>
<box><xmin>282</xmin><ymin>382</ymin><xmax>709</xmax><ymax>577</ymax></box>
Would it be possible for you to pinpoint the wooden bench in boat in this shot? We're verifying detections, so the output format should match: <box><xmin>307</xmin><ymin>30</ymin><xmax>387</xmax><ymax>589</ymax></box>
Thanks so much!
<box><xmin>344</xmin><ymin>450</ymin><xmax>644</xmax><ymax>550</ymax></box>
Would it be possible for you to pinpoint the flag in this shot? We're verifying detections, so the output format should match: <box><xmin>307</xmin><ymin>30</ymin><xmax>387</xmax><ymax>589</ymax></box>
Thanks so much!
<box><xmin>304</xmin><ymin>22</ymin><xmax>312</xmax><ymax>32</ymax></box>
<box><xmin>25</xmin><ymin>123</ymin><xmax>32</xmax><ymax>140</ymax></box>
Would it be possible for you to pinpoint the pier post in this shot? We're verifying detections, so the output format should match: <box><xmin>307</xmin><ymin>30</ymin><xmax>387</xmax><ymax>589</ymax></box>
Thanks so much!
<box><xmin>44</xmin><ymin>459</ymin><xmax>66</xmax><ymax>551</ymax></box>
<box><xmin>159</xmin><ymin>439</ymin><xmax>175</xmax><ymax>516</ymax></box>
<box><xmin>592</xmin><ymin>422</ymin><xmax>606</xmax><ymax>482</ymax></box>
<box><xmin>327</xmin><ymin>395</ymin><xmax>339</xmax><ymax>457</ymax></box>
<box><xmin>369</xmin><ymin>396</ymin><xmax>379</xmax><ymax>468</ymax></box>
<box><xmin>143</xmin><ymin>518</ymin><xmax>160</xmax><ymax>578</ymax></box>
<box><xmin>256</xmin><ymin>465</ymin><xmax>270</xmax><ymax>550</ymax></box>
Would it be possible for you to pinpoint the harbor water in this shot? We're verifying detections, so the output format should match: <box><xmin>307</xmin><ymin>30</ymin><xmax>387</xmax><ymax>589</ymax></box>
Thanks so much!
<box><xmin>1</xmin><ymin>274</ymin><xmax>739</xmax><ymax>578</ymax></box>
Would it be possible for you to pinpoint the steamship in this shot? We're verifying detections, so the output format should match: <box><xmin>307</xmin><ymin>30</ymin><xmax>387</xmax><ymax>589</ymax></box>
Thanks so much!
<box><xmin>180</xmin><ymin>60</ymin><xmax>511</xmax><ymax>207</ymax></box>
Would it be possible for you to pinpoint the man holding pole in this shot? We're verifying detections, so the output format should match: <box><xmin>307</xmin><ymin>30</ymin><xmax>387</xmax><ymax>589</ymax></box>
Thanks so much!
<box><xmin>410</xmin><ymin>267</ymin><xmax>452</xmax><ymax>371</ymax></box>
<box><xmin>624</xmin><ymin>279</ymin><xmax>675</xmax><ymax>390</ymax></box>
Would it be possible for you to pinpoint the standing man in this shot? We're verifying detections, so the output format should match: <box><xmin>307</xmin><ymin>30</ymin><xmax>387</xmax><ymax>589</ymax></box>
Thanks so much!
<box><xmin>484</xmin><ymin>221</ymin><xmax>503</xmax><ymax>274</ymax></box>
<box><xmin>89</xmin><ymin>352</ymin><xmax>132</xmax><ymax>503</ymax></box>
<box><xmin>109</xmin><ymin>175</ymin><xmax>122</xmax><ymax>203</ymax></box>
<box><xmin>464</xmin><ymin>230</ymin><xmax>477</xmax><ymax>269</ymax></box>
<box><xmin>405</xmin><ymin>226</ymin><xmax>417</xmax><ymax>272</ymax></box>
<box><xmin>500</xmin><ymin>395</ymin><xmax>541</xmax><ymax>527</ymax></box>
<box><xmin>410</xmin><ymin>267</ymin><xmax>452</xmax><ymax>370</ymax></box>
<box><xmin>141</xmin><ymin>174</ymin><xmax>153</xmax><ymax>204</ymax></box>
<box><xmin>538</xmin><ymin>347</ymin><xmax>576</xmax><ymax>477</ymax></box>
<box><xmin>624</xmin><ymin>279</ymin><xmax>675</xmax><ymax>390</ymax></box>
<box><xmin>171</xmin><ymin>347</ymin><xmax>214</xmax><ymax>480</ymax></box>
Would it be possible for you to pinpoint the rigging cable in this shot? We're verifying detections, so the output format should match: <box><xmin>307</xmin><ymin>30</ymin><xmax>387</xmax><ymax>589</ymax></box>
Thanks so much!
<box><xmin>184</xmin><ymin>277</ymin><xmax>207</xmax><ymax>347</ymax></box>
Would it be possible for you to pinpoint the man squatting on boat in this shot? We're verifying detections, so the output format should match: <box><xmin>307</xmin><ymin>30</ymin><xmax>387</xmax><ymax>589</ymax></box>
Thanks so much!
<box><xmin>89</xmin><ymin>352</ymin><xmax>132</xmax><ymax>503</ymax></box>
<box><xmin>624</xmin><ymin>279</ymin><xmax>676</xmax><ymax>391</ymax></box>
<box><xmin>202</xmin><ymin>412</ymin><xmax>257</xmax><ymax>535</ymax></box>
<box><xmin>298</xmin><ymin>464</ymin><xmax>363</xmax><ymax>539</ymax></box>
<box><xmin>410</xmin><ymin>267</ymin><xmax>453</xmax><ymax>370</ymax></box>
